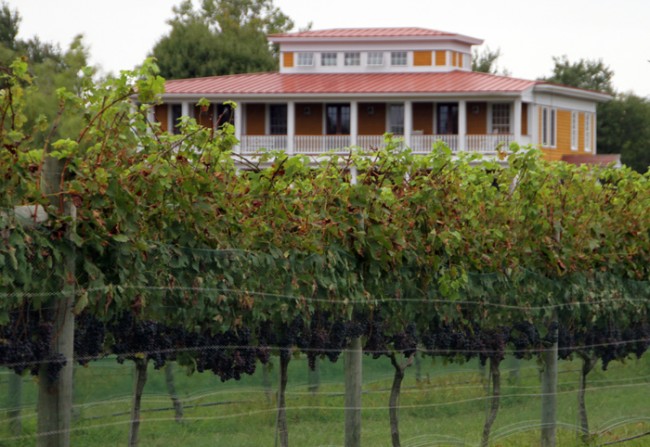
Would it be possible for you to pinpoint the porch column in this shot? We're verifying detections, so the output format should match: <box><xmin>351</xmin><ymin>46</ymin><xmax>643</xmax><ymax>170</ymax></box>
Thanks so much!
<box><xmin>404</xmin><ymin>100</ymin><xmax>413</xmax><ymax>148</ymax></box>
<box><xmin>287</xmin><ymin>101</ymin><xmax>295</xmax><ymax>155</ymax></box>
<box><xmin>531</xmin><ymin>104</ymin><xmax>539</xmax><ymax>147</ymax></box>
<box><xmin>513</xmin><ymin>99</ymin><xmax>522</xmax><ymax>145</ymax></box>
<box><xmin>350</xmin><ymin>101</ymin><xmax>358</xmax><ymax>147</ymax></box>
<box><xmin>234</xmin><ymin>102</ymin><xmax>243</xmax><ymax>154</ymax></box>
<box><xmin>181</xmin><ymin>101</ymin><xmax>191</xmax><ymax>118</ymax></box>
<box><xmin>458</xmin><ymin>100</ymin><xmax>467</xmax><ymax>152</ymax></box>
<box><xmin>146</xmin><ymin>107</ymin><xmax>155</xmax><ymax>124</ymax></box>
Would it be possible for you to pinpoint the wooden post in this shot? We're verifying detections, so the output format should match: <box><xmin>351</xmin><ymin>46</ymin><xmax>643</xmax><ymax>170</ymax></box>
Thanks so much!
<box><xmin>344</xmin><ymin>337</ymin><xmax>362</xmax><ymax>447</ymax></box>
<box><xmin>164</xmin><ymin>363</ymin><xmax>183</xmax><ymax>422</ymax></box>
<box><xmin>37</xmin><ymin>155</ymin><xmax>76</xmax><ymax>447</ymax></box>
<box><xmin>8</xmin><ymin>372</ymin><xmax>22</xmax><ymax>435</ymax></box>
<box><xmin>129</xmin><ymin>358</ymin><xmax>149</xmax><ymax>447</ymax></box>
<box><xmin>277</xmin><ymin>353</ymin><xmax>290</xmax><ymax>447</ymax></box>
<box><xmin>307</xmin><ymin>357</ymin><xmax>320</xmax><ymax>395</ymax></box>
<box><xmin>481</xmin><ymin>358</ymin><xmax>502</xmax><ymax>447</ymax></box>
<box><xmin>541</xmin><ymin>321</ymin><xmax>559</xmax><ymax>447</ymax></box>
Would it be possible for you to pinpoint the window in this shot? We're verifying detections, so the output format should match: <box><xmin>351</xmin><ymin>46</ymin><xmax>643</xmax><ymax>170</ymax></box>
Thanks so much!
<box><xmin>584</xmin><ymin>113</ymin><xmax>592</xmax><ymax>152</ymax></box>
<box><xmin>269</xmin><ymin>105</ymin><xmax>287</xmax><ymax>135</ymax></box>
<box><xmin>170</xmin><ymin>104</ymin><xmax>183</xmax><ymax>134</ymax></box>
<box><xmin>388</xmin><ymin>104</ymin><xmax>405</xmax><ymax>135</ymax></box>
<box><xmin>344</xmin><ymin>52</ymin><xmax>360</xmax><ymax>66</ymax></box>
<box><xmin>437</xmin><ymin>103</ymin><xmax>458</xmax><ymax>134</ymax></box>
<box><xmin>326</xmin><ymin>104</ymin><xmax>350</xmax><ymax>135</ymax></box>
<box><xmin>216</xmin><ymin>104</ymin><xmax>233</xmax><ymax>128</ymax></box>
<box><xmin>367</xmin><ymin>52</ymin><xmax>384</xmax><ymax>66</ymax></box>
<box><xmin>492</xmin><ymin>104</ymin><xmax>510</xmax><ymax>134</ymax></box>
<box><xmin>391</xmin><ymin>51</ymin><xmax>408</xmax><ymax>66</ymax></box>
<box><xmin>321</xmin><ymin>52</ymin><xmax>337</xmax><ymax>66</ymax></box>
<box><xmin>571</xmin><ymin>111</ymin><xmax>578</xmax><ymax>150</ymax></box>
<box><xmin>541</xmin><ymin>107</ymin><xmax>557</xmax><ymax>148</ymax></box>
<box><xmin>296</xmin><ymin>52</ymin><xmax>314</xmax><ymax>66</ymax></box>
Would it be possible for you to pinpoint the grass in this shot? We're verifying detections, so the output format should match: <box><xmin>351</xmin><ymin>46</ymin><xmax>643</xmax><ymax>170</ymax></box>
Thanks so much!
<box><xmin>1</xmin><ymin>354</ymin><xmax>650</xmax><ymax>446</ymax></box>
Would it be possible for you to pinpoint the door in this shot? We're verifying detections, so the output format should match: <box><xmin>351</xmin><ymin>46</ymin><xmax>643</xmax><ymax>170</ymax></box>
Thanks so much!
<box><xmin>326</xmin><ymin>104</ymin><xmax>351</xmax><ymax>134</ymax></box>
<box><xmin>437</xmin><ymin>103</ymin><xmax>459</xmax><ymax>134</ymax></box>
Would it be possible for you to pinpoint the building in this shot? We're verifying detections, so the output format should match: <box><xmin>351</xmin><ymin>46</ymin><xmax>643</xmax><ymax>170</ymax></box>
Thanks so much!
<box><xmin>154</xmin><ymin>27</ymin><xmax>611</xmax><ymax>162</ymax></box>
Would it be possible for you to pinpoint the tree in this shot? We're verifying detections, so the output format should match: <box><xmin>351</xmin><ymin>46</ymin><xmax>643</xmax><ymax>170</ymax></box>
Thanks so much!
<box><xmin>472</xmin><ymin>46</ymin><xmax>508</xmax><ymax>75</ymax></box>
<box><xmin>598</xmin><ymin>93</ymin><xmax>650</xmax><ymax>173</ymax></box>
<box><xmin>542</xmin><ymin>55</ymin><xmax>615</xmax><ymax>94</ymax></box>
<box><xmin>0</xmin><ymin>1</ymin><xmax>19</xmax><ymax>51</ymax></box>
<box><xmin>151</xmin><ymin>0</ymin><xmax>294</xmax><ymax>79</ymax></box>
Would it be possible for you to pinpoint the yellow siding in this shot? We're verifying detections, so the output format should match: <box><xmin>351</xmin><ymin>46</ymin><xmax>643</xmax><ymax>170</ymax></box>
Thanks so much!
<box><xmin>413</xmin><ymin>51</ymin><xmax>432</xmax><ymax>66</ymax></box>
<box><xmin>521</xmin><ymin>103</ymin><xmax>528</xmax><ymax>136</ymax></box>
<box><xmin>283</xmin><ymin>52</ymin><xmax>294</xmax><ymax>68</ymax></box>
<box><xmin>295</xmin><ymin>103</ymin><xmax>323</xmax><ymax>135</ymax></box>
<box><xmin>435</xmin><ymin>51</ymin><xmax>446</xmax><ymax>66</ymax></box>
<box><xmin>467</xmin><ymin>102</ymin><xmax>487</xmax><ymax>134</ymax></box>
<box><xmin>359</xmin><ymin>103</ymin><xmax>386</xmax><ymax>135</ymax></box>
<box><xmin>556</xmin><ymin>109</ymin><xmax>572</xmax><ymax>154</ymax></box>
<box><xmin>246</xmin><ymin>104</ymin><xmax>266</xmax><ymax>135</ymax></box>
<box><xmin>413</xmin><ymin>103</ymin><xmax>434</xmax><ymax>134</ymax></box>
<box><xmin>154</xmin><ymin>104</ymin><xmax>168</xmax><ymax>132</ymax></box>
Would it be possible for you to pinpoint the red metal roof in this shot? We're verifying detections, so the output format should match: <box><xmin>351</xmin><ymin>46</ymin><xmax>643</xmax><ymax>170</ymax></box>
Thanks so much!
<box><xmin>269</xmin><ymin>27</ymin><xmax>455</xmax><ymax>39</ymax></box>
<box><xmin>163</xmin><ymin>71</ymin><xmax>537</xmax><ymax>96</ymax></box>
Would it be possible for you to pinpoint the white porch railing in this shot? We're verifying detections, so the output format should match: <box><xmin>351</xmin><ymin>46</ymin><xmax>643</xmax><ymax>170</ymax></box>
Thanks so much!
<box><xmin>357</xmin><ymin>135</ymin><xmax>386</xmax><ymax>149</ymax></box>
<box><xmin>240</xmin><ymin>135</ymin><xmax>288</xmax><ymax>153</ymax></box>
<box><xmin>294</xmin><ymin>135</ymin><xmax>351</xmax><ymax>154</ymax></box>
<box><xmin>410</xmin><ymin>135</ymin><xmax>459</xmax><ymax>153</ymax></box>
<box><xmin>239</xmin><ymin>134</ymin><xmax>518</xmax><ymax>156</ymax></box>
<box><xmin>465</xmin><ymin>134</ymin><xmax>514</xmax><ymax>153</ymax></box>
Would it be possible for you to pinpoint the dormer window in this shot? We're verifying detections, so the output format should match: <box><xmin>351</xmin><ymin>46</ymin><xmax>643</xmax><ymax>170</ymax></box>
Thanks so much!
<box><xmin>391</xmin><ymin>51</ymin><xmax>408</xmax><ymax>66</ymax></box>
<box><xmin>367</xmin><ymin>52</ymin><xmax>384</xmax><ymax>66</ymax></box>
<box><xmin>344</xmin><ymin>52</ymin><xmax>361</xmax><ymax>66</ymax></box>
<box><xmin>296</xmin><ymin>52</ymin><xmax>314</xmax><ymax>66</ymax></box>
<box><xmin>321</xmin><ymin>52</ymin><xmax>338</xmax><ymax>66</ymax></box>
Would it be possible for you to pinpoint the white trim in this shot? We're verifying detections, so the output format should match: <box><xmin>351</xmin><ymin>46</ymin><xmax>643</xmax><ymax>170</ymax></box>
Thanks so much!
<box><xmin>513</xmin><ymin>100</ymin><xmax>522</xmax><ymax>142</ymax></box>
<box><xmin>541</xmin><ymin>107</ymin><xmax>557</xmax><ymax>149</ymax></box>
<box><xmin>287</xmin><ymin>101</ymin><xmax>295</xmax><ymax>154</ymax></box>
<box><xmin>404</xmin><ymin>100</ymin><xmax>412</xmax><ymax>147</ymax></box>
<box><xmin>350</xmin><ymin>101</ymin><xmax>358</xmax><ymax>146</ymax></box>
<box><xmin>584</xmin><ymin>112</ymin><xmax>592</xmax><ymax>152</ymax></box>
<box><xmin>570</xmin><ymin>111</ymin><xmax>578</xmax><ymax>151</ymax></box>
<box><xmin>533</xmin><ymin>84</ymin><xmax>611</xmax><ymax>102</ymax></box>
<box><xmin>458</xmin><ymin>100</ymin><xmax>466</xmax><ymax>151</ymax></box>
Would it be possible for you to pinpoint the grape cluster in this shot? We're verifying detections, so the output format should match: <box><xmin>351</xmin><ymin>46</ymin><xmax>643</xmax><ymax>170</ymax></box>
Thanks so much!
<box><xmin>74</xmin><ymin>312</ymin><xmax>106</xmax><ymax>365</ymax></box>
<box><xmin>108</xmin><ymin>313</ymin><xmax>174</xmax><ymax>369</ymax></box>
<box><xmin>0</xmin><ymin>310</ymin><xmax>66</xmax><ymax>379</ymax></box>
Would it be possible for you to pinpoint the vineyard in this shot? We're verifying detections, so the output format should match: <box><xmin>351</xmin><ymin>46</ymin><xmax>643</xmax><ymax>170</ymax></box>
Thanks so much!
<box><xmin>1</xmin><ymin>59</ymin><xmax>649</xmax><ymax>447</ymax></box>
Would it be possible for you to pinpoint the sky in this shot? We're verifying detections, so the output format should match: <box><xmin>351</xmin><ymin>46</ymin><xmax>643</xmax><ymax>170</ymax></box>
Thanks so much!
<box><xmin>11</xmin><ymin>0</ymin><xmax>650</xmax><ymax>97</ymax></box>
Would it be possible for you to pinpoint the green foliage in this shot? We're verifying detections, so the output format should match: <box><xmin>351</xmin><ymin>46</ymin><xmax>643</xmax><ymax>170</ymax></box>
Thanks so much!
<box><xmin>0</xmin><ymin>1</ymin><xmax>19</xmax><ymax>51</ymax></box>
<box><xmin>1</xmin><ymin>53</ymin><xmax>649</xmax><ymax>373</ymax></box>
<box><xmin>542</xmin><ymin>55</ymin><xmax>615</xmax><ymax>94</ymax></box>
<box><xmin>597</xmin><ymin>93</ymin><xmax>650</xmax><ymax>173</ymax></box>
<box><xmin>471</xmin><ymin>46</ymin><xmax>508</xmax><ymax>75</ymax></box>
<box><xmin>151</xmin><ymin>0</ymin><xmax>294</xmax><ymax>79</ymax></box>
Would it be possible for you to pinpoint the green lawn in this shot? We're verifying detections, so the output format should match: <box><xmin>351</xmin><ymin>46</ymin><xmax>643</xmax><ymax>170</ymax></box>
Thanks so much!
<box><xmin>2</xmin><ymin>354</ymin><xmax>649</xmax><ymax>446</ymax></box>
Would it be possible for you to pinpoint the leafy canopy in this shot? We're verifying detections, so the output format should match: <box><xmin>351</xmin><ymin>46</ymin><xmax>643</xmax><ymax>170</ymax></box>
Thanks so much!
<box><xmin>151</xmin><ymin>0</ymin><xmax>294</xmax><ymax>79</ymax></box>
<box><xmin>542</xmin><ymin>55</ymin><xmax>615</xmax><ymax>94</ymax></box>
